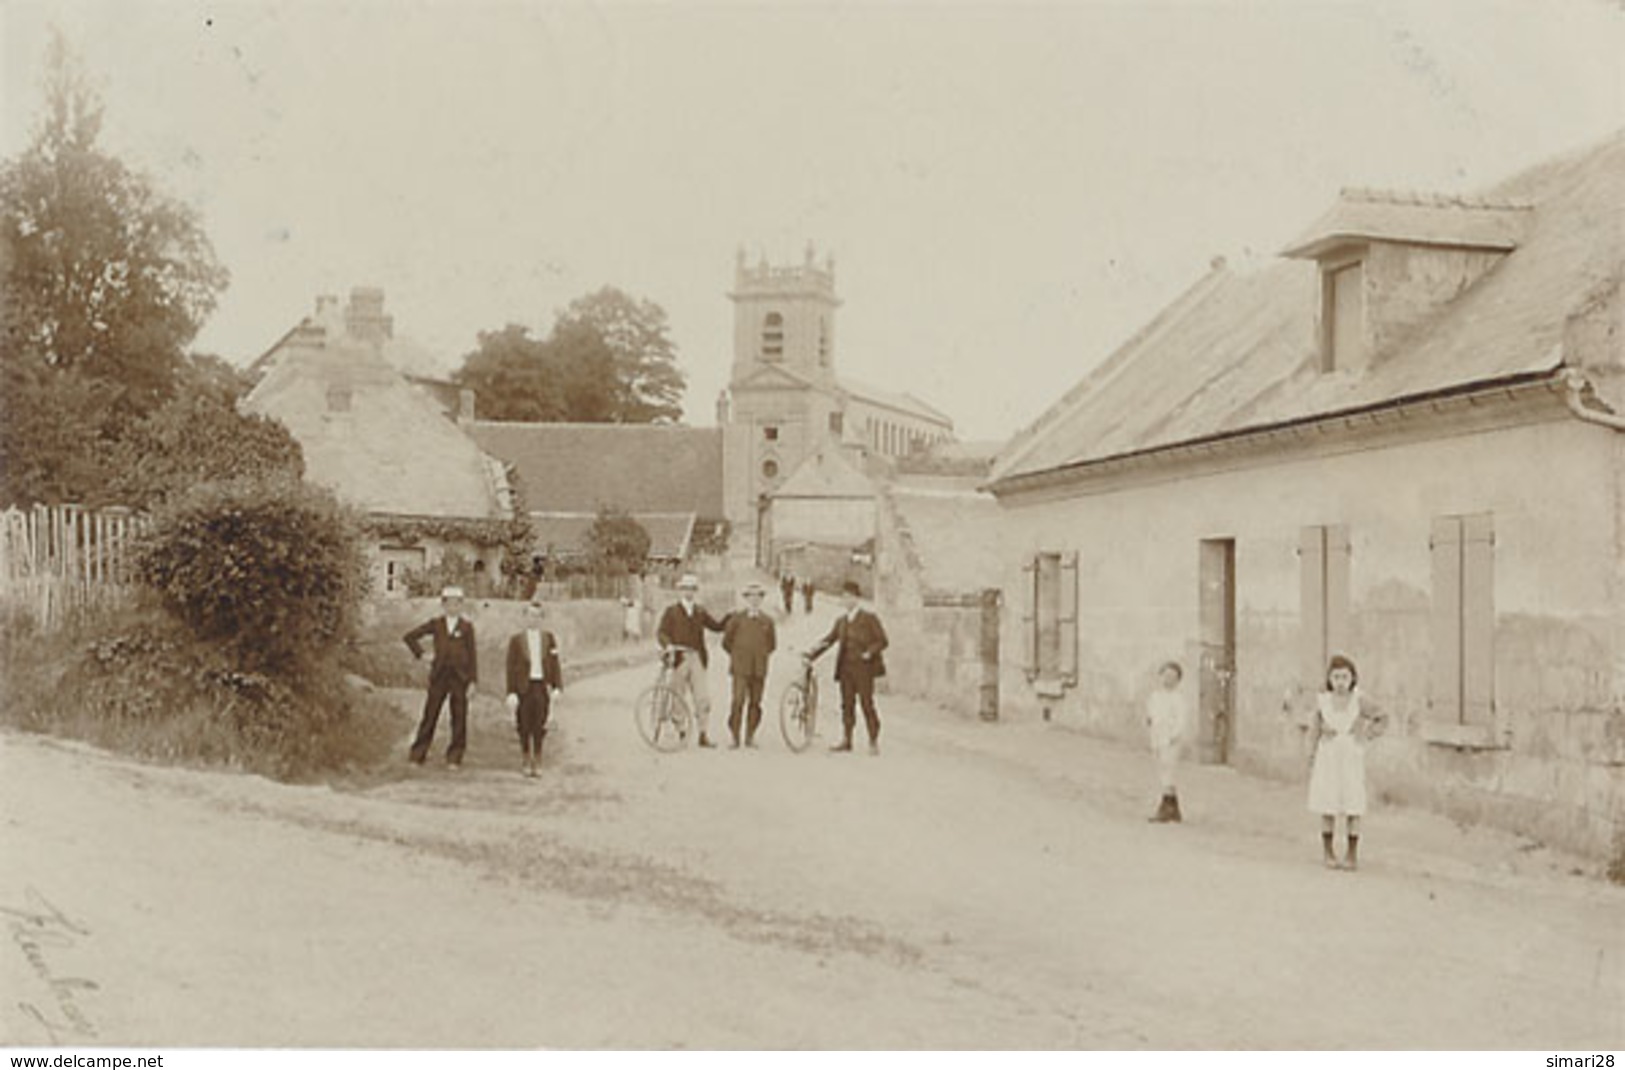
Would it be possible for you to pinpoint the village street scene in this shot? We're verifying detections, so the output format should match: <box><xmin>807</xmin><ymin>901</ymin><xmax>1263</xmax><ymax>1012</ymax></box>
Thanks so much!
<box><xmin>2</xmin><ymin>0</ymin><xmax>1624</xmax><ymax>1055</ymax></box>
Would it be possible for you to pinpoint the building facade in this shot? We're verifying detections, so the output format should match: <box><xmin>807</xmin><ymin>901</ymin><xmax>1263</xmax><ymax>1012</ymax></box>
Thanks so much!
<box><xmin>986</xmin><ymin>136</ymin><xmax>1625</xmax><ymax>860</ymax></box>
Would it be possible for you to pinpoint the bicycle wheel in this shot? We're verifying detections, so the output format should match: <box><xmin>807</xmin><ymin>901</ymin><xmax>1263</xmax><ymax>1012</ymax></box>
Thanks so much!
<box><xmin>635</xmin><ymin>684</ymin><xmax>691</xmax><ymax>752</ymax></box>
<box><xmin>780</xmin><ymin>682</ymin><xmax>813</xmax><ymax>753</ymax></box>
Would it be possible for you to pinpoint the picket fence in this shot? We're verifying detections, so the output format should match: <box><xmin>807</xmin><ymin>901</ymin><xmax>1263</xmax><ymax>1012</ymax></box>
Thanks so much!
<box><xmin>0</xmin><ymin>504</ymin><xmax>150</xmax><ymax>630</ymax></box>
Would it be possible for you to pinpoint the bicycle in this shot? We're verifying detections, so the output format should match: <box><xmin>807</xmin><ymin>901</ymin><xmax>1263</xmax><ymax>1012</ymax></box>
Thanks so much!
<box><xmin>779</xmin><ymin>652</ymin><xmax>820</xmax><ymax>753</ymax></box>
<box><xmin>634</xmin><ymin>647</ymin><xmax>696</xmax><ymax>752</ymax></box>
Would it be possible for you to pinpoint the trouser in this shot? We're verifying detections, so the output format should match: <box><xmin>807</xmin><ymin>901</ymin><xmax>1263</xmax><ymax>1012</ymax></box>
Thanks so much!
<box><xmin>671</xmin><ymin>656</ymin><xmax>712</xmax><ymax>735</ymax></box>
<box><xmin>515</xmin><ymin>680</ymin><xmax>552</xmax><ymax>756</ymax></box>
<box><xmin>728</xmin><ymin>673</ymin><xmax>766</xmax><ymax>741</ymax></box>
<box><xmin>838</xmin><ymin>674</ymin><xmax>880</xmax><ymax>744</ymax></box>
<box><xmin>410</xmin><ymin>672</ymin><xmax>469</xmax><ymax>762</ymax></box>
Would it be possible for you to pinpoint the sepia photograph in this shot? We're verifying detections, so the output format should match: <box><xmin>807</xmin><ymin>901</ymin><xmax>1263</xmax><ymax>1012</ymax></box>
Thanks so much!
<box><xmin>1</xmin><ymin>0</ymin><xmax>1622</xmax><ymax>1057</ymax></box>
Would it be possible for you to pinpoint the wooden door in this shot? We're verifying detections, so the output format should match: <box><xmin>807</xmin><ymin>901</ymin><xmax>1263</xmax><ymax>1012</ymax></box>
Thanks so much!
<box><xmin>1197</xmin><ymin>538</ymin><xmax>1236</xmax><ymax>764</ymax></box>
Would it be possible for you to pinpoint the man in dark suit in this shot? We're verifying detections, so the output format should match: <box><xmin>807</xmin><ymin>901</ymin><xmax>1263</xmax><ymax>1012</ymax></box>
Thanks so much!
<box><xmin>722</xmin><ymin>581</ymin><xmax>777</xmax><ymax>749</ymax></box>
<box><xmin>656</xmin><ymin>573</ymin><xmax>726</xmax><ymax>748</ymax></box>
<box><xmin>780</xmin><ymin>572</ymin><xmax>796</xmax><ymax>616</ymax></box>
<box><xmin>504</xmin><ymin>595</ymin><xmax>563</xmax><ymax>777</ymax></box>
<box><xmin>404</xmin><ymin>586</ymin><xmax>478</xmax><ymax>767</ymax></box>
<box><xmin>806</xmin><ymin>580</ymin><xmax>889</xmax><ymax>755</ymax></box>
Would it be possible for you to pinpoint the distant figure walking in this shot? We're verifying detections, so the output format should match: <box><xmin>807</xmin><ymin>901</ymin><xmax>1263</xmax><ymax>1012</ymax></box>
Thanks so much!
<box><xmin>505</xmin><ymin>595</ymin><xmax>562</xmax><ymax>777</ymax></box>
<box><xmin>656</xmin><ymin>574</ymin><xmax>727</xmax><ymax>748</ymax></box>
<box><xmin>1145</xmin><ymin>661</ymin><xmax>1187</xmax><ymax>823</ymax></box>
<box><xmin>404</xmin><ymin>586</ymin><xmax>478</xmax><ymax>768</ymax></box>
<box><xmin>721</xmin><ymin>581</ymin><xmax>777</xmax><ymax>748</ymax></box>
<box><xmin>806</xmin><ymin>581</ymin><xmax>888</xmax><ymax>755</ymax></box>
<box><xmin>801</xmin><ymin>577</ymin><xmax>815</xmax><ymax>614</ymax></box>
<box><xmin>1307</xmin><ymin>655</ymin><xmax>1387</xmax><ymax>869</ymax></box>
<box><xmin>622</xmin><ymin>594</ymin><xmax>643</xmax><ymax>641</ymax></box>
<box><xmin>780</xmin><ymin>572</ymin><xmax>796</xmax><ymax>616</ymax></box>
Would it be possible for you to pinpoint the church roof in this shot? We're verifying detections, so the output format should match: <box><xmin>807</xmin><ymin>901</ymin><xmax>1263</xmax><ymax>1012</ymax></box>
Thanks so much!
<box><xmin>774</xmin><ymin>447</ymin><xmax>877</xmax><ymax>500</ymax></box>
<box><xmin>466</xmin><ymin>421</ymin><xmax>725</xmax><ymax>518</ymax></box>
<box><xmin>838</xmin><ymin>375</ymin><xmax>954</xmax><ymax>426</ymax></box>
<box><xmin>527</xmin><ymin>511</ymin><xmax>696</xmax><ymax>562</ymax></box>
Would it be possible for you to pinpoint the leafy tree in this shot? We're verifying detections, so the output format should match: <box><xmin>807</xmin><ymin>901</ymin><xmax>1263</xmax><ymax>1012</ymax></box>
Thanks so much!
<box><xmin>555</xmin><ymin>287</ymin><xmax>685</xmax><ymax>424</ymax></box>
<box><xmin>586</xmin><ymin>506</ymin><xmax>651</xmax><ymax>576</ymax></box>
<box><xmin>453</xmin><ymin>286</ymin><xmax>686</xmax><ymax>424</ymax></box>
<box><xmin>0</xmin><ymin>33</ymin><xmax>232</xmax><ymax>507</ymax></box>
<box><xmin>0</xmin><ymin>31</ymin><xmax>228</xmax><ymax>419</ymax></box>
<box><xmin>451</xmin><ymin>325</ymin><xmax>565</xmax><ymax>422</ymax></box>
<box><xmin>105</xmin><ymin>391</ymin><xmax>304</xmax><ymax>506</ymax></box>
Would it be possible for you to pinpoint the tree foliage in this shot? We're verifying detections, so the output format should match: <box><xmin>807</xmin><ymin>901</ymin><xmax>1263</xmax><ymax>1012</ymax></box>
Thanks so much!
<box><xmin>454</xmin><ymin>286</ymin><xmax>686</xmax><ymax>424</ymax></box>
<box><xmin>135</xmin><ymin>478</ymin><xmax>368</xmax><ymax>674</ymax></box>
<box><xmin>0</xmin><ymin>34</ymin><xmax>261</xmax><ymax>509</ymax></box>
<box><xmin>0</xmin><ymin>31</ymin><xmax>228</xmax><ymax>416</ymax></box>
<box><xmin>586</xmin><ymin>506</ymin><xmax>651</xmax><ymax>576</ymax></box>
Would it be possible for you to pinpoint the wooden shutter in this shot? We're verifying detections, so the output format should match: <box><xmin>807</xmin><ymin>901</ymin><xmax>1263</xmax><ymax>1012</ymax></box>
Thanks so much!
<box><xmin>1461</xmin><ymin>513</ymin><xmax>1496</xmax><ymax>727</ymax></box>
<box><xmin>1428</xmin><ymin>516</ymin><xmax>1464</xmax><ymax>723</ymax></box>
<box><xmin>1059</xmin><ymin>551</ymin><xmax>1079</xmax><ymax>684</ymax></box>
<box><xmin>1298</xmin><ymin>526</ymin><xmax>1327</xmax><ymax>689</ymax></box>
<box><xmin>1325</xmin><ymin>524</ymin><xmax>1352</xmax><ymax>662</ymax></box>
<box><xmin>1019</xmin><ymin>556</ymin><xmax>1038</xmax><ymax>681</ymax></box>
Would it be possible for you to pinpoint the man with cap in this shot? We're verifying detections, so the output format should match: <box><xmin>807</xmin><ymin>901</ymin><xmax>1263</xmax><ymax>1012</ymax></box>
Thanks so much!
<box><xmin>806</xmin><ymin>580</ymin><xmax>889</xmax><ymax>755</ymax></box>
<box><xmin>656</xmin><ymin>574</ymin><xmax>727</xmax><ymax>748</ymax></box>
<box><xmin>721</xmin><ymin>581</ymin><xmax>777</xmax><ymax>748</ymax></box>
<box><xmin>404</xmin><ymin>586</ymin><xmax>479</xmax><ymax>767</ymax></box>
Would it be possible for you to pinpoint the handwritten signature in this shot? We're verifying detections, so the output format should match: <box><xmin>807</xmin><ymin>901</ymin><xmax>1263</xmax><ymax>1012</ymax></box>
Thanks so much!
<box><xmin>3</xmin><ymin>887</ymin><xmax>98</xmax><ymax>1043</ymax></box>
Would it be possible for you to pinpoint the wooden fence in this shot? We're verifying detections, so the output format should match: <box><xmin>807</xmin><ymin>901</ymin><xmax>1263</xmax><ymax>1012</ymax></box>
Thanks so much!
<box><xmin>0</xmin><ymin>504</ymin><xmax>150</xmax><ymax>630</ymax></box>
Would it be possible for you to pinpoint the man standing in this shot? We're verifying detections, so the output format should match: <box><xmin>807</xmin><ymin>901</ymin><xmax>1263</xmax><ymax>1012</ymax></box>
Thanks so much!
<box><xmin>505</xmin><ymin>595</ymin><xmax>563</xmax><ymax>777</ymax></box>
<box><xmin>780</xmin><ymin>572</ymin><xmax>796</xmax><ymax>616</ymax></box>
<box><xmin>722</xmin><ymin>581</ymin><xmax>777</xmax><ymax>749</ymax></box>
<box><xmin>404</xmin><ymin>586</ymin><xmax>478</xmax><ymax>767</ymax></box>
<box><xmin>806</xmin><ymin>580</ymin><xmax>889</xmax><ymax>755</ymax></box>
<box><xmin>656</xmin><ymin>574</ymin><xmax>726</xmax><ymax>748</ymax></box>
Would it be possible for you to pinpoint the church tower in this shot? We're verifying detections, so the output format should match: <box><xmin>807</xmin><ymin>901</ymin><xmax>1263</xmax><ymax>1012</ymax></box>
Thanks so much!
<box><xmin>720</xmin><ymin>243</ymin><xmax>847</xmax><ymax>565</ymax></box>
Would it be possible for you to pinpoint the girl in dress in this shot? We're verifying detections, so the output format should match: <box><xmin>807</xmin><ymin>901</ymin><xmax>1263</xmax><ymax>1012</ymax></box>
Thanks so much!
<box><xmin>1307</xmin><ymin>655</ymin><xmax>1386</xmax><ymax>869</ymax></box>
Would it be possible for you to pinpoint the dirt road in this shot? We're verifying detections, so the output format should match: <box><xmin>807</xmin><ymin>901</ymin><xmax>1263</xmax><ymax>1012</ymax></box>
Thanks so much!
<box><xmin>2</xmin><ymin>613</ymin><xmax>1621</xmax><ymax>1049</ymax></box>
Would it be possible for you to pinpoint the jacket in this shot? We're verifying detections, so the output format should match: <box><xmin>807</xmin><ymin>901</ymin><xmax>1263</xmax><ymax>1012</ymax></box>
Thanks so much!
<box><xmin>809</xmin><ymin>609</ymin><xmax>888</xmax><ymax>683</ymax></box>
<box><xmin>403</xmin><ymin>615</ymin><xmax>478</xmax><ymax>685</ymax></box>
<box><xmin>505</xmin><ymin>629</ymin><xmax>563</xmax><ymax>696</ymax></box>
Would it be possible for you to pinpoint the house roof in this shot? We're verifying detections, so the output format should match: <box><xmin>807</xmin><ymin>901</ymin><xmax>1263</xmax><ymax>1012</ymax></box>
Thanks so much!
<box><xmin>1280</xmin><ymin>187</ymin><xmax>1532</xmax><ymax>259</ymax></box>
<box><xmin>991</xmin><ymin>132</ymin><xmax>1625</xmax><ymax>489</ymax></box>
<box><xmin>528</xmin><ymin>511</ymin><xmax>696</xmax><ymax>561</ymax></box>
<box><xmin>886</xmin><ymin>479</ymin><xmax>1003</xmax><ymax>593</ymax></box>
<box><xmin>241</xmin><ymin>335</ymin><xmax>508</xmax><ymax>521</ymax></box>
<box><xmin>774</xmin><ymin>447</ymin><xmax>876</xmax><ymax>500</ymax></box>
<box><xmin>466</xmin><ymin>421</ymin><xmax>725</xmax><ymax>517</ymax></box>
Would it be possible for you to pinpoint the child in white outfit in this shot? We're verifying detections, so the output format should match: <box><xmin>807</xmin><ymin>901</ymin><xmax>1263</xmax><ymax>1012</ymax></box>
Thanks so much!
<box><xmin>1145</xmin><ymin>661</ymin><xmax>1186</xmax><ymax>823</ymax></box>
<box><xmin>1307</xmin><ymin>654</ymin><xmax>1386</xmax><ymax>869</ymax></box>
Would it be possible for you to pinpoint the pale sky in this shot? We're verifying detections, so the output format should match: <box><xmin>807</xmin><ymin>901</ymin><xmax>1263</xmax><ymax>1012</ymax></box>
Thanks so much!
<box><xmin>3</xmin><ymin>1</ymin><xmax>1623</xmax><ymax>440</ymax></box>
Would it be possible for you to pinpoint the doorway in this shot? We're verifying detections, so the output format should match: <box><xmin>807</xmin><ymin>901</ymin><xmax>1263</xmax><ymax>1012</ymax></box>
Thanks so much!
<box><xmin>1197</xmin><ymin>538</ymin><xmax>1236</xmax><ymax>764</ymax></box>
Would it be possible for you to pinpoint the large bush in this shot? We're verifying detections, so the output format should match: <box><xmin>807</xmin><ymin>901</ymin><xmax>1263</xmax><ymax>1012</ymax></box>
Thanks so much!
<box><xmin>136</xmin><ymin>478</ymin><xmax>367</xmax><ymax>673</ymax></box>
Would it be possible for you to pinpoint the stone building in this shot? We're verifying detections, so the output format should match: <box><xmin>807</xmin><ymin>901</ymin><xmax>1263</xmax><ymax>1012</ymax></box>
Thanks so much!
<box><xmin>719</xmin><ymin>246</ymin><xmax>955</xmax><ymax>566</ymax></box>
<box><xmin>985</xmin><ymin>134</ymin><xmax>1625</xmax><ymax>860</ymax></box>
<box><xmin>243</xmin><ymin>288</ymin><xmax>514</xmax><ymax>597</ymax></box>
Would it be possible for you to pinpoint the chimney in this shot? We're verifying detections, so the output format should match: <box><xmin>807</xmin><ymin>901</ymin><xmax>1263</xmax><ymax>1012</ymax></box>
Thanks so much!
<box><xmin>458</xmin><ymin>388</ymin><xmax>476</xmax><ymax>424</ymax></box>
<box><xmin>344</xmin><ymin>286</ymin><xmax>394</xmax><ymax>345</ymax></box>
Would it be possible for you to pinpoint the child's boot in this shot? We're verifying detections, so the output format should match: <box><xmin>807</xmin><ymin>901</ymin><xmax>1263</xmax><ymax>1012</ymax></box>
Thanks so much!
<box><xmin>1322</xmin><ymin>831</ymin><xmax>1338</xmax><ymax>868</ymax></box>
<box><xmin>1344</xmin><ymin>834</ymin><xmax>1359</xmax><ymax>871</ymax></box>
<box><xmin>1167</xmin><ymin>792</ymin><xmax>1182</xmax><ymax>823</ymax></box>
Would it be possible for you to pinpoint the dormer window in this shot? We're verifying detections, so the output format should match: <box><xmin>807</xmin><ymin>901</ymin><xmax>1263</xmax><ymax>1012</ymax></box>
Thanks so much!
<box><xmin>1284</xmin><ymin>187</ymin><xmax>1530</xmax><ymax>376</ymax></box>
<box><xmin>762</xmin><ymin>312</ymin><xmax>784</xmax><ymax>361</ymax></box>
<box><xmin>1321</xmin><ymin>255</ymin><xmax>1366</xmax><ymax>373</ymax></box>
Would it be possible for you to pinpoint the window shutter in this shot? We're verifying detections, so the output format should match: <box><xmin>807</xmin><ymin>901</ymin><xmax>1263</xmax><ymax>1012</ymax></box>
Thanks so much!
<box><xmin>1325</xmin><ymin>523</ymin><xmax>1352</xmax><ymax>662</ymax></box>
<box><xmin>1429</xmin><ymin>516</ymin><xmax>1464</xmax><ymax>723</ymax></box>
<box><xmin>1298</xmin><ymin>526</ymin><xmax>1327</xmax><ymax>690</ymax></box>
<box><xmin>1059</xmin><ymin>551</ymin><xmax>1079</xmax><ymax>684</ymax></box>
<box><xmin>1019</xmin><ymin>556</ymin><xmax>1038</xmax><ymax>681</ymax></box>
<box><xmin>1461</xmin><ymin>513</ymin><xmax>1496</xmax><ymax>728</ymax></box>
